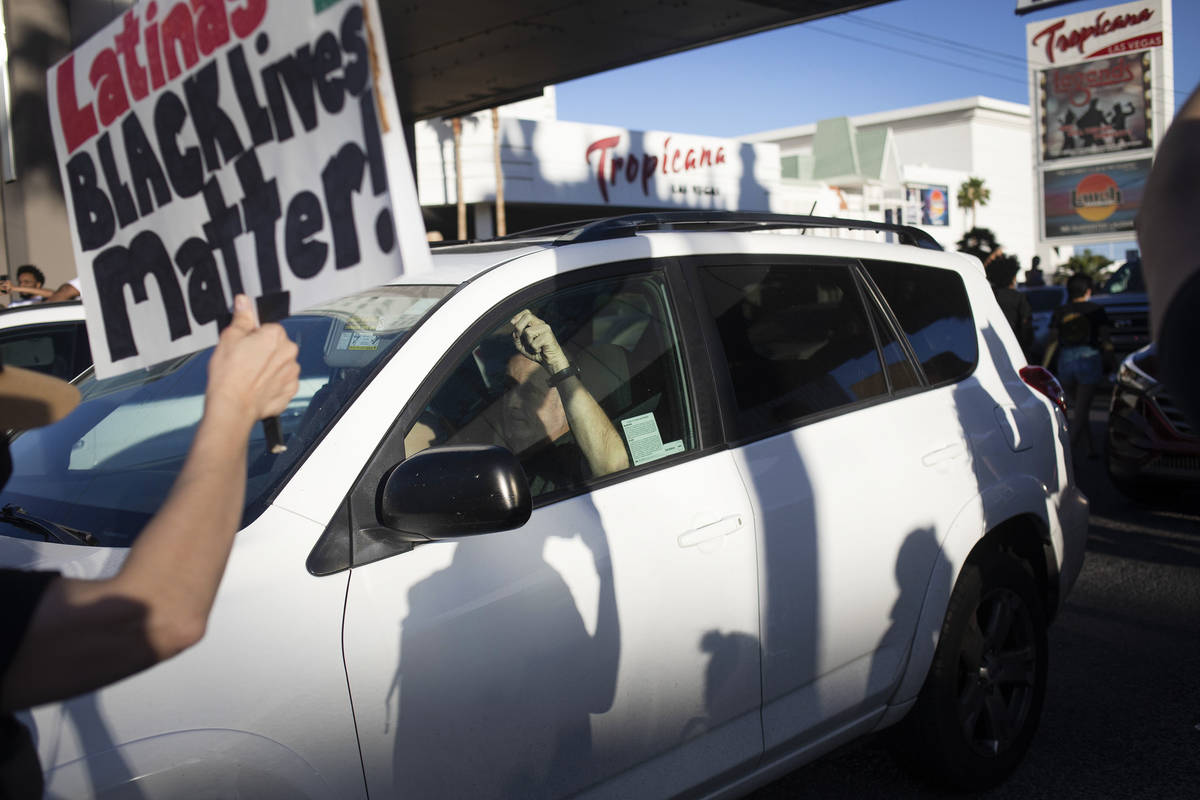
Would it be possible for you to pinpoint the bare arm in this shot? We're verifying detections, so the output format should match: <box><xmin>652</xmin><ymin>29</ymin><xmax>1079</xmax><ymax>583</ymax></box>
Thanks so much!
<box><xmin>47</xmin><ymin>283</ymin><xmax>81</xmax><ymax>302</ymax></box>
<box><xmin>554</xmin><ymin>372</ymin><xmax>630</xmax><ymax>477</ymax></box>
<box><xmin>510</xmin><ymin>310</ymin><xmax>630</xmax><ymax>477</ymax></box>
<box><xmin>0</xmin><ymin>282</ymin><xmax>55</xmax><ymax>299</ymax></box>
<box><xmin>0</xmin><ymin>295</ymin><xmax>299</xmax><ymax>711</ymax></box>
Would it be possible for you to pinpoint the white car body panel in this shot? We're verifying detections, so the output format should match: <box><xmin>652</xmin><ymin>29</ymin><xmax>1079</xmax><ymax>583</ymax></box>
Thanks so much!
<box><xmin>344</xmin><ymin>451</ymin><xmax>762</xmax><ymax>798</ymax></box>
<box><xmin>0</xmin><ymin>302</ymin><xmax>86</xmax><ymax>330</ymax></box>
<box><xmin>7</xmin><ymin>507</ymin><xmax>365</xmax><ymax>799</ymax></box>
<box><xmin>742</xmin><ymin>381</ymin><xmax>982</xmax><ymax>755</ymax></box>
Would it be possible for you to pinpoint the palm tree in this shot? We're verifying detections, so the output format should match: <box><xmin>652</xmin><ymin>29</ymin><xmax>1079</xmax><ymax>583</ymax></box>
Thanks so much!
<box><xmin>1053</xmin><ymin>249</ymin><xmax>1112</xmax><ymax>284</ymax></box>
<box><xmin>957</xmin><ymin>177</ymin><xmax>990</xmax><ymax>229</ymax></box>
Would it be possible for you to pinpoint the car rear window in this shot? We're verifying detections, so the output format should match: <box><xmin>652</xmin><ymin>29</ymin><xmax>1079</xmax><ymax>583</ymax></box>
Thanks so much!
<box><xmin>697</xmin><ymin>262</ymin><xmax>891</xmax><ymax>438</ymax></box>
<box><xmin>862</xmin><ymin>260</ymin><xmax>977</xmax><ymax>385</ymax></box>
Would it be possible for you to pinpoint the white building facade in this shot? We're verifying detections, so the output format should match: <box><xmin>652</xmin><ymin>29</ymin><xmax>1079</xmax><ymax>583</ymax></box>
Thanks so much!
<box><xmin>415</xmin><ymin>89</ymin><xmax>781</xmax><ymax>239</ymax></box>
<box><xmin>415</xmin><ymin>92</ymin><xmax>1042</xmax><ymax>273</ymax></box>
<box><xmin>744</xmin><ymin>96</ymin><xmax>1040</xmax><ymax>269</ymax></box>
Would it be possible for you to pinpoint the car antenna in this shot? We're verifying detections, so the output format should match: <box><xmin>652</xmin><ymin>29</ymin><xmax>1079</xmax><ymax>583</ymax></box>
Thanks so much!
<box><xmin>801</xmin><ymin>201</ymin><xmax>817</xmax><ymax>234</ymax></box>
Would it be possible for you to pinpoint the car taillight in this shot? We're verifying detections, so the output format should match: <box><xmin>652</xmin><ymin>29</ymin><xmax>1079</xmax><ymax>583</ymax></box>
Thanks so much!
<box><xmin>1020</xmin><ymin>366</ymin><xmax>1067</xmax><ymax>413</ymax></box>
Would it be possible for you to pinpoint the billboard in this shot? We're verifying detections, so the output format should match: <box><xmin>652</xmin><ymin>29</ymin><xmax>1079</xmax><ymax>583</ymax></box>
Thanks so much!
<box><xmin>1027</xmin><ymin>0</ymin><xmax>1172</xmax><ymax>247</ymax></box>
<box><xmin>1039</xmin><ymin>52</ymin><xmax>1152</xmax><ymax>160</ymax></box>
<box><xmin>1042</xmin><ymin>158</ymin><xmax>1151</xmax><ymax>238</ymax></box>
<box><xmin>415</xmin><ymin>117</ymin><xmax>778</xmax><ymax>212</ymax></box>
<box><xmin>904</xmin><ymin>185</ymin><xmax>949</xmax><ymax>226</ymax></box>
<box><xmin>1026</xmin><ymin>0</ymin><xmax>1165</xmax><ymax>68</ymax></box>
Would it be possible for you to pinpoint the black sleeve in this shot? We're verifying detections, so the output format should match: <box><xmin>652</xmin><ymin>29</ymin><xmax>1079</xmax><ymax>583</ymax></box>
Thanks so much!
<box><xmin>0</xmin><ymin>570</ymin><xmax>58</xmax><ymax>680</ymax></box>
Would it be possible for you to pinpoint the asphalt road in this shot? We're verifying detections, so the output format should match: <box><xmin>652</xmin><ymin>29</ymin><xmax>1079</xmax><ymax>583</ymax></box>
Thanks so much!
<box><xmin>750</xmin><ymin>401</ymin><xmax>1200</xmax><ymax>799</ymax></box>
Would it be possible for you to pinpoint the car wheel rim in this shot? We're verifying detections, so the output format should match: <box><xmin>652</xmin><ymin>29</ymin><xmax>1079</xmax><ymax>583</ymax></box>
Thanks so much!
<box><xmin>954</xmin><ymin>586</ymin><xmax>1038</xmax><ymax>757</ymax></box>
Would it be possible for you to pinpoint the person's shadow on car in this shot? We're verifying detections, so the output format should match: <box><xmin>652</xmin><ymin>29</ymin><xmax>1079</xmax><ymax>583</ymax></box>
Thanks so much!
<box><xmin>387</xmin><ymin>502</ymin><xmax>619</xmax><ymax>799</ymax></box>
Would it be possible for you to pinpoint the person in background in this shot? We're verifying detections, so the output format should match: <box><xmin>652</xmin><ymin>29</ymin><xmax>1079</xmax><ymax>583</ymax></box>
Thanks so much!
<box><xmin>1136</xmin><ymin>82</ymin><xmax>1200</xmax><ymax>429</ymax></box>
<box><xmin>0</xmin><ymin>274</ymin><xmax>79</xmax><ymax>305</ymax></box>
<box><xmin>985</xmin><ymin>254</ymin><xmax>1033</xmax><ymax>361</ymax></box>
<box><xmin>1023</xmin><ymin>255</ymin><xmax>1046</xmax><ymax>287</ymax></box>
<box><xmin>0</xmin><ymin>267</ymin><xmax>46</xmax><ymax>308</ymax></box>
<box><xmin>1044</xmin><ymin>273</ymin><xmax>1112</xmax><ymax>458</ymax></box>
<box><xmin>1</xmin><ymin>294</ymin><xmax>299</xmax><ymax>795</ymax></box>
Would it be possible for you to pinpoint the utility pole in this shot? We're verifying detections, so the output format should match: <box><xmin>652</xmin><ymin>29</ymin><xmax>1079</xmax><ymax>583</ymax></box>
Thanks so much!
<box><xmin>492</xmin><ymin>108</ymin><xmax>506</xmax><ymax>237</ymax></box>
<box><xmin>452</xmin><ymin>117</ymin><xmax>465</xmax><ymax>240</ymax></box>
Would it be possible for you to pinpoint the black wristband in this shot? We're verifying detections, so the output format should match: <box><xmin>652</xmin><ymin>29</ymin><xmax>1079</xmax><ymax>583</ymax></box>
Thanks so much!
<box><xmin>548</xmin><ymin>363</ymin><xmax>581</xmax><ymax>387</ymax></box>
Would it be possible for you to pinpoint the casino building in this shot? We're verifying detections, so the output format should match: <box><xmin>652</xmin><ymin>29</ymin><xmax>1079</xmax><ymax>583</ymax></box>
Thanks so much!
<box><xmin>417</xmin><ymin>91</ymin><xmax>1041</xmax><ymax>269</ymax></box>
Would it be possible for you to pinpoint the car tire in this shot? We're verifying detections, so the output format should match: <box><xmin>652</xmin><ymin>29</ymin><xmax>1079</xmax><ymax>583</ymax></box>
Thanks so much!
<box><xmin>892</xmin><ymin>552</ymin><xmax>1047</xmax><ymax>791</ymax></box>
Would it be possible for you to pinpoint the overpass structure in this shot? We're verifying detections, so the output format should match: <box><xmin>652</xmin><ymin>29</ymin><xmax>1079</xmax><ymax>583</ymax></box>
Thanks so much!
<box><xmin>380</xmin><ymin>0</ymin><xmax>892</xmax><ymax>121</ymax></box>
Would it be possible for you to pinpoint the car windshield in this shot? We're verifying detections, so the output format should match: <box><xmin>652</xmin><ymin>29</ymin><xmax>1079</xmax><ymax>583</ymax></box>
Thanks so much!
<box><xmin>0</xmin><ymin>284</ymin><xmax>453</xmax><ymax>548</ymax></box>
<box><xmin>1102</xmin><ymin>261</ymin><xmax>1145</xmax><ymax>294</ymax></box>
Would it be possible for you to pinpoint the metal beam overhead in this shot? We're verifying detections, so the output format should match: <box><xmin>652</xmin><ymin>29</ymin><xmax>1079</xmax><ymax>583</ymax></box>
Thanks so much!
<box><xmin>376</xmin><ymin>0</ymin><xmax>894</xmax><ymax>122</ymax></box>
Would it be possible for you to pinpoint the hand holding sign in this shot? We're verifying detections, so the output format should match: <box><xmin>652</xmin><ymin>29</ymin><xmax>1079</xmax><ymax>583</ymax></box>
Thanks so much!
<box><xmin>206</xmin><ymin>294</ymin><xmax>299</xmax><ymax>439</ymax></box>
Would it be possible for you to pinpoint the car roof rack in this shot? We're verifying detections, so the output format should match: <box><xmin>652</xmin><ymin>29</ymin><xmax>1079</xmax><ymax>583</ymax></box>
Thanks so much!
<box><xmin>543</xmin><ymin>211</ymin><xmax>943</xmax><ymax>250</ymax></box>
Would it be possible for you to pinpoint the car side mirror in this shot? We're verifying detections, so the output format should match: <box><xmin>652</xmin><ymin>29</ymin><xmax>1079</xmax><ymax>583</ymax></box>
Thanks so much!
<box><xmin>378</xmin><ymin>445</ymin><xmax>531</xmax><ymax>541</ymax></box>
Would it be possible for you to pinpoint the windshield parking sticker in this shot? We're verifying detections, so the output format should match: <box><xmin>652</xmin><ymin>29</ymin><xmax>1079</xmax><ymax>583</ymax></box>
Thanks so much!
<box><xmin>337</xmin><ymin>330</ymin><xmax>380</xmax><ymax>351</ymax></box>
<box><xmin>49</xmin><ymin>0</ymin><xmax>431</xmax><ymax>378</ymax></box>
<box><xmin>620</xmin><ymin>411</ymin><xmax>685</xmax><ymax>466</ymax></box>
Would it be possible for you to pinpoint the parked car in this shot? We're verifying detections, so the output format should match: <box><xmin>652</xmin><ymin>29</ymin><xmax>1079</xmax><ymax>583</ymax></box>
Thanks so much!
<box><xmin>1107</xmin><ymin>343</ymin><xmax>1200</xmax><ymax>502</ymax></box>
<box><xmin>0</xmin><ymin>213</ymin><xmax>1087</xmax><ymax>798</ymax></box>
<box><xmin>0</xmin><ymin>300</ymin><xmax>89</xmax><ymax>382</ymax></box>
<box><xmin>1018</xmin><ymin>284</ymin><xmax>1067</xmax><ymax>365</ymax></box>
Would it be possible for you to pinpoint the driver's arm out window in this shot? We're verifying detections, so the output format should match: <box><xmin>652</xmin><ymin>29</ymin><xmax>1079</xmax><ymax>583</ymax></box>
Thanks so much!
<box><xmin>404</xmin><ymin>273</ymin><xmax>696</xmax><ymax>499</ymax></box>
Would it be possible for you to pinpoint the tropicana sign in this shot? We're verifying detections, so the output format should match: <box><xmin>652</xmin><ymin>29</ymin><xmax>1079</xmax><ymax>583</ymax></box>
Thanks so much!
<box><xmin>1027</xmin><ymin>0</ymin><xmax>1163</xmax><ymax>66</ymax></box>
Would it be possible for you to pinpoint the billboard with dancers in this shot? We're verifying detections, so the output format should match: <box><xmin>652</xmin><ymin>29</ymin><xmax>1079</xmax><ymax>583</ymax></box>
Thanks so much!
<box><xmin>1039</xmin><ymin>53</ymin><xmax>1152</xmax><ymax>161</ymax></box>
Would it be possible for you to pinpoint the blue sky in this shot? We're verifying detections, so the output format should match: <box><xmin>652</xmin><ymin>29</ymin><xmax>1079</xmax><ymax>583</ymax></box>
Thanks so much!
<box><xmin>556</xmin><ymin>0</ymin><xmax>1198</xmax><ymax>138</ymax></box>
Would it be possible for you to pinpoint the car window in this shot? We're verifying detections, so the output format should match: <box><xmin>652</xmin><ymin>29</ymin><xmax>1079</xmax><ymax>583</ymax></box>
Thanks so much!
<box><xmin>1102</xmin><ymin>261</ymin><xmax>1144</xmax><ymax>294</ymax></box>
<box><xmin>696</xmin><ymin>262</ymin><xmax>890</xmax><ymax>439</ymax></box>
<box><xmin>1</xmin><ymin>285</ymin><xmax>453</xmax><ymax>547</ymax></box>
<box><xmin>405</xmin><ymin>273</ymin><xmax>695</xmax><ymax>500</ymax></box>
<box><xmin>867</xmin><ymin>300</ymin><xmax>922</xmax><ymax>392</ymax></box>
<box><xmin>0</xmin><ymin>322</ymin><xmax>91</xmax><ymax>381</ymax></box>
<box><xmin>862</xmin><ymin>260</ymin><xmax>978</xmax><ymax>385</ymax></box>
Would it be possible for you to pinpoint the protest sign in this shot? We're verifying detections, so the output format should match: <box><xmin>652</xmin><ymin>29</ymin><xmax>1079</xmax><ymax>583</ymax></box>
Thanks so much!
<box><xmin>48</xmin><ymin>0</ymin><xmax>431</xmax><ymax>378</ymax></box>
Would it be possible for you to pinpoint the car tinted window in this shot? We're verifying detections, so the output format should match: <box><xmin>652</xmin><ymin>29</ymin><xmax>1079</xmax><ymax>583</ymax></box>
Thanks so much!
<box><xmin>863</xmin><ymin>260</ymin><xmax>978</xmax><ymax>385</ymax></box>
<box><xmin>697</xmin><ymin>262</ymin><xmax>889</xmax><ymax>438</ymax></box>
<box><xmin>1102</xmin><ymin>260</ymin><xmax>1144</xmax><ymax>294</ymax></box>
<box><xmin>868</xmin><ymin>301</ymin><xmax>922</xmax><ymax>392</ymax></box>
<box><xmin>0</xmin><ymin>285</ymin><xmax>453</xmax><ymax>547</ymax></box>
<box><xmin>406</xmin><ymin>273</ymin><xmax>695</xmax><ymax>500</ymax></box>
<box><xmin>0</xmin><ymin>322</ymin><xmax>91</xmax><ymax>381</ymax></box>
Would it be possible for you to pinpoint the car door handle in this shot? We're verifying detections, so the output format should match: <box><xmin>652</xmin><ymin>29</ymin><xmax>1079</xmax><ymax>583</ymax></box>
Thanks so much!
<box><xmin>921</xmin><ymin>442</ymin><xmax>966</xmax><ymax>467</ymax></box>
<box><xmin>678</xmin><ymin>515</ymin><xmax>743</xmax><ymax>548</ymax></box>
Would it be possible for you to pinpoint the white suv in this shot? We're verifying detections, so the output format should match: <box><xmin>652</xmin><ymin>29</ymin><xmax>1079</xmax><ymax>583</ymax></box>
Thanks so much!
<box><xmin>0</xmin><ymin>214</ymin><xmax>1087</xmax><ymax>798</ymax></box>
